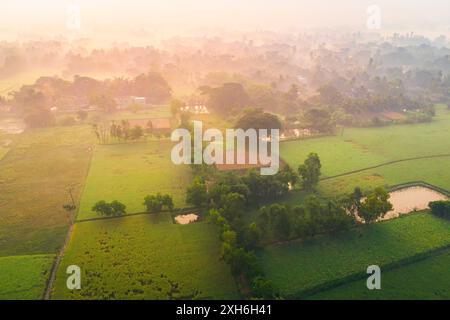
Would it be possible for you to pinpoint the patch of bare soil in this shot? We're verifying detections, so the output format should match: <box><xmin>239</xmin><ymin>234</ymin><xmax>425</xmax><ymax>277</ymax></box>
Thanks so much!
<box><xmin>174</xmin><ymin>214</ymin><xmax>199</xmax><ymax>225</ymax></box>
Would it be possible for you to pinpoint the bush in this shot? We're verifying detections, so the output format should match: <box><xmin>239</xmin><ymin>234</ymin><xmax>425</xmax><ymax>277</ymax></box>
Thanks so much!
<box><xmin>429</xmin><ymin>201</ymin><xmax>450</xmax><ymax>219</ymax></box>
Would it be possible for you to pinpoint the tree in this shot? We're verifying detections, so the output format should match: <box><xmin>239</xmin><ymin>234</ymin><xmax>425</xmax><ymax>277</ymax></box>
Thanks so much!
<box><xmin>161</xmin><ymin>194</ymin><xmax>174</xmax><ymax>211</ymax></box>
<box><xmin>251</xmin><ymin>277</ymin><xmax>278</xmax><ymax>300</ymax></box>
<box><xmin>279</xmin><ymin>164</ymin><xmax>298</xmax><ymax>188</ymax></box>
<box><xmin>11</xmin><ymin>87</ymin><xmax>46</xmax><ymax>113</ymax></box>
<box><xmin>92</xmin><ymin>200</ymin><xmax>126</xmax><ymax>216</ymax></box>
<box><xmin>265</xmin><ymin>204</ymin><xmax>291</xmax><ymax>240</ymax></box>
<box><xmin>132</xmin><ymin>72</ymin><xmax>172</xmax><ymax>104</ymax></box>
<box><xmin>235</xmin><ymin>108</ymin><xmax>282</xmax><ymax>132</ymax></box>
<box><xmin>202</xmin><ymin>83</ymin><xmax>249</xmax><ymax>116</ymax></box>
<box><xmin>90</xmin><ymin>94</ymin><xmax>117</xmax><ymax>112</ymax></box>
<box><xmin>240</xmin><ymin>222</ymin><xmax>262</xmax><ymax>249</ymax></box>
<box><xmin>170</xmin><ymin>99</ymin><xmax>185</xmax><ymax>116</ymax></box>
<box><xmin>301</xmin><ymin>107</ymin><xmax>335</xmax><ymax>133</ymax></box>
<box><xmin>228</xmin><ymin>248</ymin><xmax>261</xmax><ymax>280</ymax></box>
<box><xmin>220</xmin><ymin>193</ymin><xmax>246</xmax><ymax>223</ymax></box>
<box><xmin>143</xmin><ymin>193</ymin><xmax>174</xmax><ymax>213</ymax></box>
<box><xmin>110</xmin><ymin>200</ymin><xmax>127</xmax><ymax>216</ymax></box>
<box><xmin>298</xmin><ymin>153</ymin><xmax>322</xmax><ymax>191</ymax></box>
<box><xmin>359</xmin><ymin>187</ymin><xmax>393</xmax><ymax>224</ymax></box>
<box><xmin>343</xmin><ymin>187</ymin><xmax>363</xmax><ymax>218</ymax></box>
<box><xmin>186</xmin><ymin>178</ymin><xmax>208</xmax><ymax>207</ymax></box>
<box><xmin>429</xmin><ymin>201</ymin><xmax>450</xmax><ymax>219</ymax></box>
<box><xmin>130</xmin><ymin>125</ymin><xmax>144</xmax><ymax>140</ymax></box>
<box><xmin>24</xmin><ymin>109</ymin><xmax>55</xmax><ymax>128</ymax></box>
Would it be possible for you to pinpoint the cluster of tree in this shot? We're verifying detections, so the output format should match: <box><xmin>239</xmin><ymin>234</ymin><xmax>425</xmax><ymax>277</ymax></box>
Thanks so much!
<box><xmin>199</xmin><ymin>83</ymin><xmax>249</xmax><ymax>116</ymax></box>
<box><xmin>187</xmin><ymin>153</ymin><xmax>319</xmax><ymax>210</ymax></box>
<box><xmin>429</xmin><ymin>200</ymin><xmax>450</xmax><ymax>219</ymax></box>
<box><xmin>256</xmin><ymin>185</ymin><xmax>392</xmax><ymax>243</ymax></box>
<box><xmin>92</xmin><ymin>200</ymin><xmax>127</xmax><ymax>217</ymax></box>
<box><xmin>143</xmin><ymin>194</ymin><xmax>174</xmax><ymax>213</ymax></box>
<box><xmin>186</xmin><ymin>165</ymin><xmax>298</xmax><ymax>209</ymax></box>
<box><xmin>342</xmin><ymin>187</ymin><xmax>393</xmax><ymax>224</ymax></box>
<box><xmin>235</xmin><ymin>108</ymin><xmax>282</xmax><ymax>131</ymax></box>
<box><xmin>198</xmin><ymin>81</ymin><xmax>304</xmax><ymax>118</ymax></box>
<box><xmin>205</xmin><ymin>182</ymin><xmax>279</xmax><ymax>299</ymax></box>
<box><xmin>257</xmin><ymin>197</ymin><xmax>354</xmax><ymax>242</ymax></box>
<box><xmin>110</xmin><ymin>120</ymin><xmax>145</xmax><ymax>141</ymax></box>
<box><xmin>8</xmin><ymin>73</ymin><xmax>172</xmax><ymax>128</ymax></box>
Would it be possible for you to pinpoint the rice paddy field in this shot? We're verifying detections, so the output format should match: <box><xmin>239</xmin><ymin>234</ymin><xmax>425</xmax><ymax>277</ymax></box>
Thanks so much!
<box><xmin>0</xmin><ymin>126</ymin><xmax>95</xmax><ymax>256</ymax></box>
<box><xmin>258</xmin><ymin>213</ymin><xmax>450</xmax><ymax>298</ymax></box>
<box><xmin>52</xmin><ymin>213</ymin><xmax>239</xmax><ymax>300</ymax></box>
<box><xmin>0</xmin><ymin>254</ymin><xmax>55</xmax><ymax>300</ymax></box>
<box><xmin>308</xmin><ymin>247</ymin><xmax>450</xmax><ymax>300</ymax></box>
<box><xmin>77</xmin><ymin>141</ymin><xmax>193</xmax><ymax>220</ymax></box>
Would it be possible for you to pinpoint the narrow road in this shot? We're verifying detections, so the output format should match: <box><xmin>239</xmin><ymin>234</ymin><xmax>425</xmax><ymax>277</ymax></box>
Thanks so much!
<box><xmin>43</xmin><ymin>223</ymin><xmax>74</xmax><ymax>300</ymax></box>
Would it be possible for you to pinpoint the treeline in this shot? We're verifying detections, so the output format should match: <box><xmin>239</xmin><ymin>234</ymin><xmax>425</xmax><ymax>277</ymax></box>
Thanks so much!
<box><xmin>257</xmin><ymin>186</ymin><xmax>393</xmax><ymax>243</ymax></box>
<box><xmin>92</xmin><ymin>193</ymin><xmax>174</xmax><ymax>216</ymax></box>
<box><xmin>8</xmin><ymin>72</ymin><xmax>171</xmax><ymax>128</ymax></box>
<box><xmin>257</xmin><ymin>198</ymin><xmax>354</xmax><ymax>243</ymax></box>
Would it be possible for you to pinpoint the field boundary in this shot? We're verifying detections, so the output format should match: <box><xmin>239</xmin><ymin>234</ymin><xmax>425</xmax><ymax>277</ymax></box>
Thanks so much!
<box><xmin>75</xmin><ymin>207</ymin><xmax>198</xmax><ymax>224</ymax></box>
<box><xmin>388</xmin><ymin>181</ymin><xmax>450</xmax><ymax>197</ymax></box>
<box><xmin>43</xmin><ymin>146</ymin><xmax>95</xmax><ymax>300</ymax></box>
<box><xmin>286</xmin><ymin>244</ymin><xmax>450</xmax><ymax>299</ymax></box>
<box><xmin>319</xmin><ymin>154</ymin><xmax>450</xmax><ymax>181</ymax></box>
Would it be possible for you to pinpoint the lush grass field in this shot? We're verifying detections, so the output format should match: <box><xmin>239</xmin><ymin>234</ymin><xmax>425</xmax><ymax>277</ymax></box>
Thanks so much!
<box><xmin>259</xmin><ymin>213</ymin><xmax>450</xmax><ymax>298</ymax></box>
<box><xmin>52</xmin><ymin>214</ymin><xmax>239</xmax><ymax>300</ymax></box>
<box><xmin>77</xmin><ymin>141</ymin><xmax>192</xmax><ymax>220</ymax></box>
<box><xmin>281</xmin><ymin>106</ymin><xmax>450</xmax><ymax>178</ymax></box>
<box><xmin>0</xmin><ymin>126</ymin><xmax>95</xmax><ymax>256</ymax></box>
<box><xmin>309</xmin><ymin>248</ymin><xmax>450</xmax><ymax>300</ymax></box>
<box><xmin>0</xmin><ymin>254</ymin><xmax>55</xmax><ymax>300</ymax></box>
<box><xmin>319</xmin><ymin>157</ymin><xmax>450</xmax><ymax>196</ymax></box>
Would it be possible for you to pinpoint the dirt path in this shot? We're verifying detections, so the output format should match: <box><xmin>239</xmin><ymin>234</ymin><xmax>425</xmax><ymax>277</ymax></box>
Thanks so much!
<box><xmin>43</xmin><ymin>223</ymin><xmax>74</xmax><ymax>300</ymax></box>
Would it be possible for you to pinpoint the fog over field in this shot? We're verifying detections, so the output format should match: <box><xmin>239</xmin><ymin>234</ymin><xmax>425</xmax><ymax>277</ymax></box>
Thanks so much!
<box><xmin>2</xmin><ymin>0</ymin><xmax>450</xmax><ymax>303</ymax></box>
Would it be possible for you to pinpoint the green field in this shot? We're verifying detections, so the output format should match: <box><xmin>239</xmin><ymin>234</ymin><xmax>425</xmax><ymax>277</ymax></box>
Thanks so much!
<box><xmin>259</xmin><ymin>213</ymin><xmax>450</xmax><ymax>298</ymax></box>
<box><xmin>0</xmin><ymin>254</ymin><xmax>55</xmax><ymax>300</ymax></box>
<box><xmin>77</xmin><ymin>141</ymin><xmax>192</xmax><ymax>220</ymax></box>
<box><xmin>0</xmin><ymin>126</ymin><xmax>95</xmax><ymax>256</ymax></box>
<box><xmin>309</xmin><ymin>248</ymin><xmax>450</xmax><ymax>300</ymax></box>
<box><xmin>281</xmin><ymin>105</ymin><xmax>450</xmax><ymax>178</ymax></box>
<box><xmin>319</xmin><ymin>157</ymin><xmax>450</xmax><ymax>196</ymax></box>
<box><xmin>52</xmin><ymin>214</ymin><xmax>239</xmax><ymax>300</ymax></box>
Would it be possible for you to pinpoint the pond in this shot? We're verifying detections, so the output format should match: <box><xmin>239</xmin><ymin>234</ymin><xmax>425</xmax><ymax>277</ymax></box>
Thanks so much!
<box><xmin>382</xmin><ymin>186</ymin><xmax>448</xmax><ymax>221</ymax></box>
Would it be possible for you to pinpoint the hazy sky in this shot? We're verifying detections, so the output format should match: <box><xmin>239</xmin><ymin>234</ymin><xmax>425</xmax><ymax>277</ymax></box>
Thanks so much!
<box><xmin>2</xmin><ymin>0</ymin><xmax>450</xmax><ymax>39</ymax></box>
